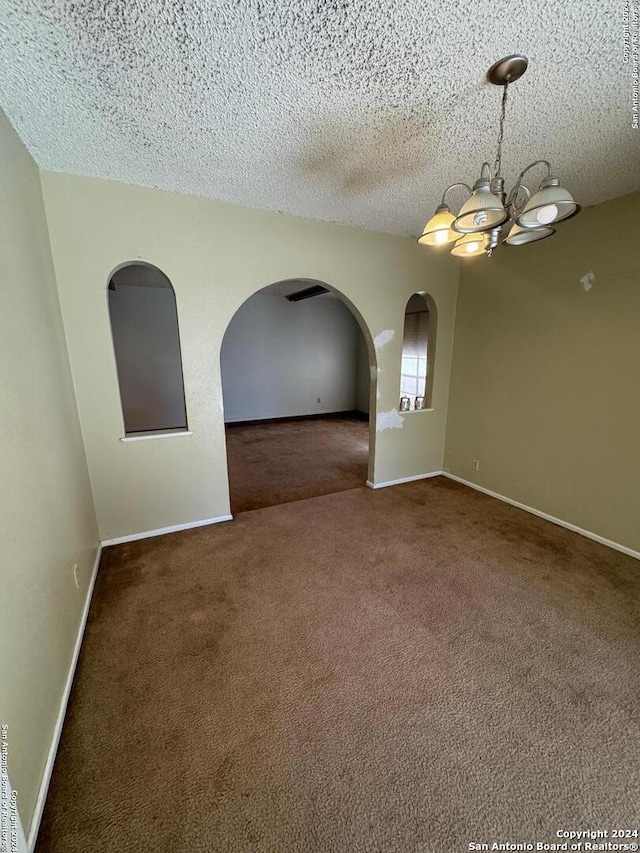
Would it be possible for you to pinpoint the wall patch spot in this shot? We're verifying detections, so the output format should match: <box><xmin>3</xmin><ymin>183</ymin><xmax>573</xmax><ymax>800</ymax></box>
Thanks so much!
<box><xmin>374</xmin><ymin>329</ymin><xmax>394</xmax><ymax>351</ymax></box>
<box><xmin>376</xmin><ymin>408</ymin><xmax>404</xmax><ymax>432</ymax></box>
<box><xmin>580</xmin><ymin>271</ymin><xmax>595</xmax><ymax>291</ymax></box>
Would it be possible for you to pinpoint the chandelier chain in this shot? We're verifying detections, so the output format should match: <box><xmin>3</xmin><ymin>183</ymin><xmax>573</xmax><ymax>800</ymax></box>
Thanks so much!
<box><xmin>493</xmin><ymin>82</ymin><xmax>509</xmax><ymax>178</ymax></box>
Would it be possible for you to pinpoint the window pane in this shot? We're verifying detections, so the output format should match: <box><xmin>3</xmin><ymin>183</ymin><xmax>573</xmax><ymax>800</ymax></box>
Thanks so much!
<box><xmin>401</xmin><ymin>295</ymin><xmax>432</xmax><ymax>405</ymax></box>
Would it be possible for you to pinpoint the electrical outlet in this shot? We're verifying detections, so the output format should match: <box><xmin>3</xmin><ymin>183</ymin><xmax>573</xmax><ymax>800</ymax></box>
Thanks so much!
<box><xmin>472</xmin><ymin>459</ymin><xmax>480</xmax><ymax>472</ymax></box>
<box><xmin>73</xmin><ymin>563</ymin><xmax>80</xmax><ymax>589</ymax></box>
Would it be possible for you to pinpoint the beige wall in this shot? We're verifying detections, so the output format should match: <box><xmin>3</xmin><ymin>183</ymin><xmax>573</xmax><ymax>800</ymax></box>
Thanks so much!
<box><xmin>0</xmin><ymin>111</ymin><xmax>99</xmax><ymax>834</ymax></box>
<box><xmin>445</xmin><ymin>192</ymin><xmax>640</xmax><ymax>553</ymax></box>
<box><xmin>40</xmin><ymin>172</ymin><xmax>459</xmax><ymax>540</ymax></box>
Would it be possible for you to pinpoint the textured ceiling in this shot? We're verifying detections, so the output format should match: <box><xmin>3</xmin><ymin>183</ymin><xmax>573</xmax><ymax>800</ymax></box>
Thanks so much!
<box><xmin>1</xmin><ymin>0</ymin><xmax>637</xmax><ymax>236</ymax></box>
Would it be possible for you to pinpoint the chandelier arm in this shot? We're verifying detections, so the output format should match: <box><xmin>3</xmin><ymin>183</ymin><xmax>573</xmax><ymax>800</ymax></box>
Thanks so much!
<box><xmin>513</xmin><ymin>159</ymin><xmax>552</xmax><ymax>186</ymax></box>
<box><xmin>441</xmin><ymin>182</ymin><xmax>473</xmax><ymax>205</ymax></box>
<box><xmin>506</xmin><ymin>183</ymin><xmax>531</xmax><ymax>218</ymax></box>
<box><xmin>508</xmin><ymin>159</ymin><xmax>552</xmax><ymax>207</ymax></box>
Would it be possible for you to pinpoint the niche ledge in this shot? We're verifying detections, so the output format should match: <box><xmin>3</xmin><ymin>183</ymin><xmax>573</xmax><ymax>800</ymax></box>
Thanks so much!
<box><xmin>120</xmin><ymin>430</ymin><xmax>193</xmax><ymax>443</ymax></box>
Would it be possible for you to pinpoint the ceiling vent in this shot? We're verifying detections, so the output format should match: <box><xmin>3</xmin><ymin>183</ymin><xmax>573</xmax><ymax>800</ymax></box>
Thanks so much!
<box><xmin>286</xmin><ymin>284</ymin><xmax>330</xmax><ymax>302</ymax></box>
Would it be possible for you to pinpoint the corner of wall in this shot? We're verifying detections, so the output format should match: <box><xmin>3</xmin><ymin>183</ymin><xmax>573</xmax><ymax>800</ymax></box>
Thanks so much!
<box><xmin>441</xmin><ymin>255</ymin><xmax>462</xmax><ymax>472</ymax></box>
<box><xmin>38</xmin><ymin>167</ymin><xmax>101</xmax><ymax>532</ymax></box>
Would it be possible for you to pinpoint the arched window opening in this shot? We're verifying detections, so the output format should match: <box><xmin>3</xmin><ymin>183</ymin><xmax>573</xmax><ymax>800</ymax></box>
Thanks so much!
<box><xmin>400</xmin><ymin>293</ymin><xmax>436</xmax><ymax>410</ymax></box>
<box><xmin>108</xmin><ymin>263</ymin><xmax>187</xmax><ymax>435</ymax></box>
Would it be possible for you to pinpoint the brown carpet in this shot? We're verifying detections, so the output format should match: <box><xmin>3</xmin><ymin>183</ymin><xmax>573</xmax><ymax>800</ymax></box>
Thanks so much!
<box><xmin>37</xmin><ymin>478</ymin><xmax>640</xmax><ymax>853</ymax></box>
<box><xmin>225</xmin><ymin>414</ymin><xmax>369</xmax><ymax>513</ymax></box>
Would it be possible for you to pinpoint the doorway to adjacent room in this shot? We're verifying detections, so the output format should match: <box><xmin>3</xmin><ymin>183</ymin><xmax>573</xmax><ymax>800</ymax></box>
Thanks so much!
<box><xmin>221</xmin><ymin>279</ymin><xmax>375</xmax><ymax>513</ymax></box>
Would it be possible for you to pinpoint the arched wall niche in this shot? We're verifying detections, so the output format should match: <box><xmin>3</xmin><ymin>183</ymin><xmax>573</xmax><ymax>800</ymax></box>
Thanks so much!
<box><xmin>107</xmin><ymin>260</ymin><xmax>188</xmax><ymax>436</ymax></box>
<box><xmin>400</xmin><ymin>291</ymin><xmax>438</xmax><ymax>410</ymax></box>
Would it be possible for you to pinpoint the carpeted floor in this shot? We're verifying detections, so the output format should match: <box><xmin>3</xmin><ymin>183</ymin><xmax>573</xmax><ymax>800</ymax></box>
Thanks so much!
<box><xmin>225</xmin><ymin>414</ymin><xmax>369</xmax><ymax>513</ymax></box>
<box><xmin>37</xmin><ymin>478</ymin><xmax>639</xmax><ymax>853</ymax></box>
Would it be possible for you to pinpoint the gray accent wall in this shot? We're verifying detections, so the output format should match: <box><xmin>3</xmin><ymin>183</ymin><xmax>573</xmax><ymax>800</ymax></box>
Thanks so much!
<box><xmin>221</xmin><ymin>294</ymin><xmax>368</xmax><ymax>422</ymax></box>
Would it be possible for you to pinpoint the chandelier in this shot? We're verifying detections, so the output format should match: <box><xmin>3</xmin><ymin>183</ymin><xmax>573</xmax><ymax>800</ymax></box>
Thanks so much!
<box><xmin>418</xmin><ymin>56</ymin><xmax>580</xmax><ymax>258</ymax></box>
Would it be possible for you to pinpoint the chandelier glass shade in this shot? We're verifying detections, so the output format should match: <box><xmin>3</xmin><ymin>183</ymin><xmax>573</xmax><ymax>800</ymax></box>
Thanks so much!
<box><xmin>417</xmin><ymin>203</ymin><xmax>457</xmax><ymax>245</ymax></box>
<box><xmin>503</xmin><ymin>222</ymin><xmax>555</xmax><ymax>246</ymax></box>
<box><xmin>516</xmin><ymin>175</ymin><xmax>581</xmax><ymax>228</ymax></box>
<box><xmin>418</xmin><ymin>56</ymin><xmax>580</xmax><ymax>258</ymax></box>
<box><xmin>450</xmin><ymin>233</ymin><xmax>490</xmax><ymax>257</ymax></box>
<box><xmin>452</xmin><ymin>174</ymin><xmax>510</xmax><ymax>234</ymax></box>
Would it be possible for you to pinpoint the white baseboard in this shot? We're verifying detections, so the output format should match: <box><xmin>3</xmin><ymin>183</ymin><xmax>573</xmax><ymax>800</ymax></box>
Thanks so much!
<box><xmin>100</xmin><ymin>514</ymin><xmax>233</xmax><ymax>547</ymax></box>
<box><xmin>442</xmin><ymin>473</ymin><xmax>640</xmax><ymax>561</ymax></box>
<box><xmin>27</xmin><ymin>543</ymin><xmax>103</xmax><ymax>851</ymax></box>
<box><xmin>366</xmin><ymin>471</ymin><xmax>443</xmax><ymax>489</ymax></box>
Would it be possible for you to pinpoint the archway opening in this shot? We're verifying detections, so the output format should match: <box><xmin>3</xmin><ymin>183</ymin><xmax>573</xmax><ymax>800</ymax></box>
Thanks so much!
<box><xmin>220</xmin><ymin>279</ymin><xmax>376</xmax><ymax>514</ymax></box>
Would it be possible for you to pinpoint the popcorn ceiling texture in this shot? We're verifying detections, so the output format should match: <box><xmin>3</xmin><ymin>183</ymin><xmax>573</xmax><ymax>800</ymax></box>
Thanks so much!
<box><xmin>1</xmin><ymin>0</ymin><xmax>637</xmax><ymax>235</ymax></box>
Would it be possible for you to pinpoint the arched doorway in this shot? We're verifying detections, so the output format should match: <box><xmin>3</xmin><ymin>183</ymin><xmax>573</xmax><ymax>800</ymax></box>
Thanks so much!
<box><xmin>220</xmin><ymin>279</ymin><xmax>377</xmax><ymax>513</ymax></box>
